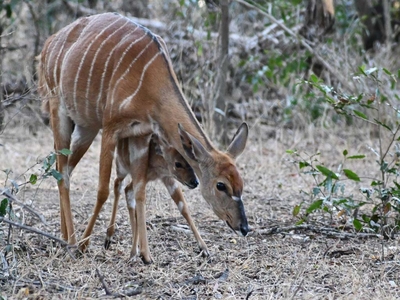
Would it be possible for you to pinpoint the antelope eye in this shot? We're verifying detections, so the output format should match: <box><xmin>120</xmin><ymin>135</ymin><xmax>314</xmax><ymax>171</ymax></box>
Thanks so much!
<box><xmin>175</xmin><ymin>162</ymin><xmax>183</xmax><ymax>168</ymax></box>
<box><xmin>216</xmin><ymin>182</ymin><xmax>227</xmax><ymax>191</ymax></box>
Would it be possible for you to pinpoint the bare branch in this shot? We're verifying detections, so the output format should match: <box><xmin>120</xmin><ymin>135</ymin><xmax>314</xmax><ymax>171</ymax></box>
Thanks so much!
<box><xmin>257</xmin><ymin>224</ymin><xmax>382</xmax><ymax>239</ymax></box>
<box><xmin>1</xmin><ymin>188</ymin><xmax>48</xmax><ymax>225</ymax></box>
<box><xmin>96</xmin><ymin>268</ymin><xmax>142</xmax><ymax>297</ymax></box>
<box><xmin>0</xmin><ymin>216</ymin><xmax>69</xmax><ymax>247</ymax></box>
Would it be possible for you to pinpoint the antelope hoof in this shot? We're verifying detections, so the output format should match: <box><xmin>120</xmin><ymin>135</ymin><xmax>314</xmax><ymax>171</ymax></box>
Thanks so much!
<box><xmin>104</xmin><ymin>236</ymin><xmax>112</xmax><ymax>250</ymax></box>
<box><xmin>200</xmin><ymin>248</ymin><xmax>210</xmax><ymax>258</ymax></box>
<box><xmin>141</xmin><ymin>256</ymin><xmax>153</xmax><ymax>265</ymax></box>
<box><xmin>78</xmin><ymin>240</ymin><xmax>90</xmax><ymax>253</ymax></box>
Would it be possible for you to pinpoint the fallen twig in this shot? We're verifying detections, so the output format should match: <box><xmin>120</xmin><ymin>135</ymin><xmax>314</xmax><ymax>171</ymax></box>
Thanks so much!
<box><xmin>324</xmin><ymin>247</ymin><xmax>361</xmax><ymax>258</ymax></box>
<box><xmin>257</xmin><ymin>224</ymin><xmax>382</xmax><ymax>239</ymax></box>
<box><xmin>0</xmin><ymin>217</ymin><xmax>72</xmax><ymax>248</ymax></box>
<box><xmin>235</xmin><ymin>0</ymin><xmax>355</xmax><ymax>93</ymax></box>
<box><xmin>290</xmin><ymin>278</ymin><xmax>304</xmax><ymax>300</ymax></box>
<box><xmin>1</xmin><ymin>188</ymin><xmax>48</xmax><ymax>225</ymax></box>
<box><xmin>96</xmin><ymin>268</ymin><xmax>142</xmax><ymax>297</ymax></box>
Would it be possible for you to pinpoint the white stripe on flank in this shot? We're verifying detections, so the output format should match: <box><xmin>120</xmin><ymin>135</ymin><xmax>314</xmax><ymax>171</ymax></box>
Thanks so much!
<box><xmin>95</xmin><ymin>28</ymin><xmax>140</xmax><ymax>121</ymax></box>
<box><xmin>84</xmin><ymin>19</ymin><xmax>130</xmax><ymax>120</ymax></box>
<box><xmin>119</xmin><ymin>50</ymin><xmax>161</xmax><ymax>111</ymax></box>
<box><xmin>60</xmin><ymin>16</ymin><xmax>98</xmax><ymax>101</ymax></box>
<box><xmin>109</xmin><ymin>33</ymin><xmax>150</xmax><ymax>116</ymax></box>
<box><xmin>52</xmin><ymin>25</ymin><xmax>75</xmax><ymax>86</ymax></box>
<box><xmin>45</xmin><ymin>33</ymin><xmax>59</xmax><ymax>85</ymax></box>
<box><xmin>73</xmin><ymin>17</ymin><xmax>121</xmax><ymax>114</ymax></box>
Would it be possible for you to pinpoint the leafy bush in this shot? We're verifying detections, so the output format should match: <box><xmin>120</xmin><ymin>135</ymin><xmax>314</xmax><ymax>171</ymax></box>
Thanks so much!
<box><xmin>289</xmin><ymin>67</ymin><xmax>400</xmax><ymax>238</ymax></box>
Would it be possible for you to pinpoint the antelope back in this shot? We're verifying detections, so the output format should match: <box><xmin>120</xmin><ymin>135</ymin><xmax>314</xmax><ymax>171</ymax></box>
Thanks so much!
<box><xmin>39</xmin><ymin>12</ymin><xmax>169</xmax><ymax>130</ymax></box>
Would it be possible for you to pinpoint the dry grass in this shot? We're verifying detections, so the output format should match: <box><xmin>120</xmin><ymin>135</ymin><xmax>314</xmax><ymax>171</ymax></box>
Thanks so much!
<box><xmin>1</xmin><ymin>120</ymin><xmax>400</xmax><ymax>299</ymax></box>
<box><xmin>2</xmin><ymin>1</ymin><xmax>400</xmax><ymax>299</ymax></box>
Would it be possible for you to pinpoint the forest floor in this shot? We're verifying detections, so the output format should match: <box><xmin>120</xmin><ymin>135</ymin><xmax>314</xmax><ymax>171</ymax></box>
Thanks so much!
<box><xmin>1</xmin><ymin>118</ymin><xmax>400</xmax><ymax>299</ymax></box>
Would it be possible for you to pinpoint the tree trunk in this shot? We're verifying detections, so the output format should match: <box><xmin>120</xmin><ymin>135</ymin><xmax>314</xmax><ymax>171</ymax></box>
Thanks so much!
<box><xmin>354</xmin><ymin>0</ymin><xmax>385</xmax><ymax>50</ymax></box>
<box><xmin>213</xmin><ymin>0</ymin><xmax>229</xmax><ymax>145</ymax></box>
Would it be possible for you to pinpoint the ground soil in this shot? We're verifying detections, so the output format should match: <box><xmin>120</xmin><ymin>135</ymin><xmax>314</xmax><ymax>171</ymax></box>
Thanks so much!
<box><xmin>1</xmin><ymin>120</ymin><xmax>400</xmax><ymax>299</ymax></box>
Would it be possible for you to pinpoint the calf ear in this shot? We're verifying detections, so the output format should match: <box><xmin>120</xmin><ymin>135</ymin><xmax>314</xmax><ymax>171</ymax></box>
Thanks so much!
<box><xmin>226</xmin><ymin>122</ymin><xmax>248</xmax><ymax>159</ymax></box>
<box><xmin>178</xmin><ymin>124</ymin><xmax>211</xmax><ymax>163</ymax></box>
<box><xmin>151</xmin><ymin>134</ymin><xmax>163</xmax><ymax>156</ymax></box>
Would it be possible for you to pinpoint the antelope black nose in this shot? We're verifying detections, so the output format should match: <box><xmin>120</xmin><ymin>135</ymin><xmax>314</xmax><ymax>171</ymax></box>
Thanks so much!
<box><xmin>240</xmin><ymin>223</ymin><xmax>249</xmax><ymax>237</ymax></box>
<box><xmin>189</xmin><ymin>178</ymin><xmax>199</xmax><ymax>189</ymax></box>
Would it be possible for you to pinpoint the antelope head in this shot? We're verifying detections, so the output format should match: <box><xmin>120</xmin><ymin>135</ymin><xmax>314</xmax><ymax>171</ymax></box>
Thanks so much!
<box><xmin>178</xmin><ymin>123</ymin><xmax>249</xmax><ymax>236</ymax></box>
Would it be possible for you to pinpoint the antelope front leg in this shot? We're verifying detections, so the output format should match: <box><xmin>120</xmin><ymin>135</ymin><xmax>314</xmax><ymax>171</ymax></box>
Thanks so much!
<box><xmin>48</xmin><ymin>101</ymin><xmax>76</xmax><ymax>244</ymax></box>
<box><xmin>162</xmin><ymin>178</ymin><xmax>209</xmax><ymax>256</ymax></box>
<box><xmin>80</xmin><ymin>131</ymin><xmax>116</xmax><ymax>252</ymax></box>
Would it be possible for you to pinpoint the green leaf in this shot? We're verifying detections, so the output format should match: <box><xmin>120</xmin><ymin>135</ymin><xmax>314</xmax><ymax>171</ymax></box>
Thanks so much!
<box><xmin>358</xmin><ymin>65</ymin><xmax>367</xmax><ymax>76</ymax></box>
<box><xmin>310</xmin><ymin>74</ymin><xmax>319</xmax><ymax>83</ymax></box>
<box><xmin>59</xmin><ymin>149</ymin><xmax>72</xmax><ymax>156</ymax></box>
<box><xmin>373</xmin><ymin>119</ymin><xmax>392</xmax><ymax>131</ymax></box>
<box><xmin>48</xmin><ymin>153</ymin><xmax>56</xmax><ymax>167</ymax></box>
<box><xmin>343</xmin><ymin>169</ymin><xmax>360</xmax><ymax>182</ymax></box>
<box><xmin>29</xmin><ymin>174</ymin><xmax>37</xmax><ymax>185</ymax></box>
<box><xmin>353</xmin><ymin>110</ymin><xmax>368</xmax><ymax>120</ymax></box>
<box><xmin>361</xmin><ymin>214</ymin><xmax>370</xmax><ymax>223</ymax></box>
<box><xmin>353</xmin><ymin>219</ymin><xmax>363</xmax><ymax>231</ymax></box>
<box><xmin>286</xmin><ymin>149</ymin><xmax>295</xmax><ymax>154</ymax></box>
<box><xmin>343</xmin><ymin>149</ymin><xmax>348</xmax><ymax>156</ymax></box>
<box><xmin>371</xmin><ymin>180</ymin><xmax>383</xmax><ymax>186</ymax></box>
<box><xmin>347</xmin><ymin>155</ymin><xmax>366</xmax><ymax>159</ymax></box>
<box><xmin>312</xmin><ymin>187</ymin><xmax>321</xmax><ymax>196</ymax></box>
<box><xmin>299</xmin><ymin>161</ymin><xmax>309</xmax><ymax>169</ymax></box>
<box><xmin>50</xmin><ymin>169</ymin><xmax>63</xmax><ymax>181</ymax></box>
<box><xmin>293</xmin><ymin>204</ymin><xmax>301</xmax><ymax>217</ymax></box>
<box><xmin>316</xmin><ymin>165</ymin><xmax>339</xmax><ymax>179</ymax></box>
<box><xmin>5</xmin><ymin>4</ymin><xmax>12</xmax><ymax>18</ymax></box>
<box><xmin>383</xmin><ymin>68</ymin><xmax>392</xmax><ymax>76</ymax></box>
<box><xmin>295</xmin><ymin>219</ymin><xmax>305</xmax><ymax>225</ymax></box>
<box><xmin>306</xmin><ymin>199</ymin><xmax>323</xmax><ymax>214</ymax></box>
<box><xmin>0</xmin><ymin>198</ymin><xmax>8</xmax><ymax>217</ymax></box>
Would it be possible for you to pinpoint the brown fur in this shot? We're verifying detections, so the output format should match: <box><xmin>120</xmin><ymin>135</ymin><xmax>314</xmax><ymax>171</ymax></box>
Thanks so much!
<box><xmin>38</xmin><ymin>13</ymin><xmax>249</xmax><ymax>263</ymax></box>
<box><xmin>104</xmin><ymin>135</ymin><xmax>207</xmax><ymax>260</ymax></box>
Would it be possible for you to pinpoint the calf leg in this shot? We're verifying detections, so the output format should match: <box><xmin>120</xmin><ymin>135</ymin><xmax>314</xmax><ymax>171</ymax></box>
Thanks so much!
<box><xmin>162</xmin><ymin>177</ymin><xmax>209</xmax><ymax>256</ymax></box>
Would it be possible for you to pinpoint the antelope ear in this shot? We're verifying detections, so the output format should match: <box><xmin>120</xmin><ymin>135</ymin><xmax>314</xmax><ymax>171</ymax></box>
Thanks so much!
<box><xmin>178</xmin><ymin>124</ymin><xmax>211</xmax><ymax>162</ymax></box>
<box><xmin>226</xmin><ymin>122</ymin><xmax>248</xmax><ymax>159</ymax></box>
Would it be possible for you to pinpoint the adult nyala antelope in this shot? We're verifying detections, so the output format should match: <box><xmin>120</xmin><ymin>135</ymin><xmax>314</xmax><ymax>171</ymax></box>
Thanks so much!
<box><xmin>105</xmin><ymin>133</ymin><xmax>208</xmax><ymax>260</ymax></box>
<box><xmin>38</xmin><ymin>12</ymin><xmax>249</xmax><ymax>263</ymax></box>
